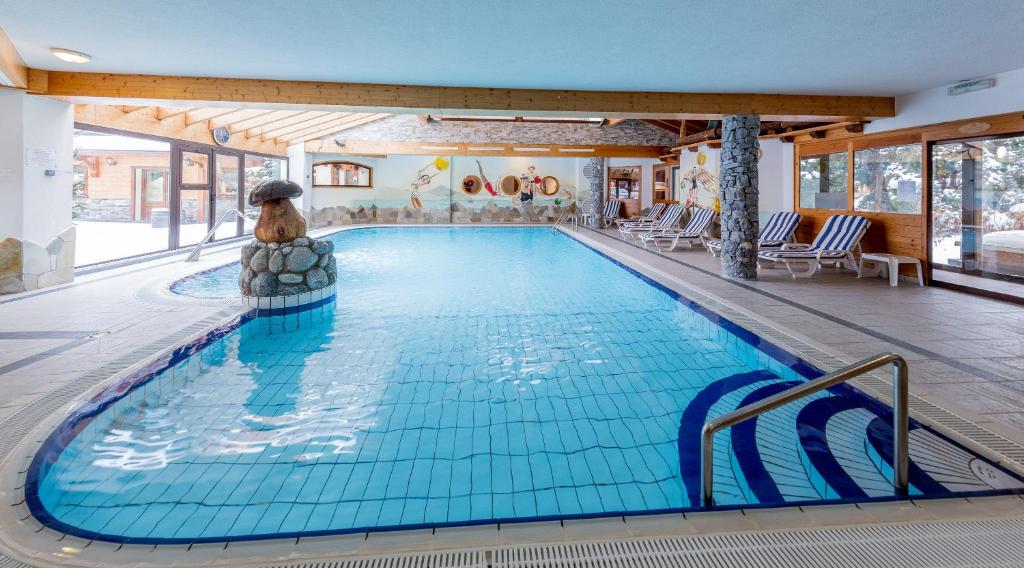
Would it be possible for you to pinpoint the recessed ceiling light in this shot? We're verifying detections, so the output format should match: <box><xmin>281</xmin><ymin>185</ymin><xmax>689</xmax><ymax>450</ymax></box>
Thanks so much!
<box><xmin>51</xmin><ymin>48</ymin><xmax>91</xmax><ymax>64</ymax></box>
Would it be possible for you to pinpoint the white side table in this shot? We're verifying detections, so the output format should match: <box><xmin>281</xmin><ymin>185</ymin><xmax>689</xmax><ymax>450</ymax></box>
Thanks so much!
<box><xmin>857</xmin><ymin>252</ymin><xmax>924</xmax><ymax>287</ymax></box>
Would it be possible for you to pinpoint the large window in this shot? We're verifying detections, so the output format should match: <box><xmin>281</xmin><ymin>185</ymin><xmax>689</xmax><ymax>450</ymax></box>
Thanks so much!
<box><xmin>244</xmin><ymin>155</ymin><xmax>288</xmax><ymax>235</ymax></box>
<box><xmin>71</xmin><ymin>128</ymin><xmax>287</xmax><ymax>266</ymax></box>
<box><xmin>73</xmin><ymin>130</ymin><xmax>172</xmax><ymax>265</ymax></box>
<box><xmin>799</xmin><ymin>152</ymin><xmax>848</xmax><ymax>209</ymax></box>
<box><xmin>932</xmin><ymin>135</ymin><xmax>1024</xmax><ymax>280</ymax></box>
<box><xmin>854</xmin><ymin>144</ymin><xmax>922</xmax><ymax>213</ymax></box>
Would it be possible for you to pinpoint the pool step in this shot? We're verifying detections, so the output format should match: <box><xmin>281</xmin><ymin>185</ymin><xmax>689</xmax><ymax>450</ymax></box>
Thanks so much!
<box><xmin>682</xmin><ymin>371</ymin><xmax>1017</xmax><ymax>508</ymax></box>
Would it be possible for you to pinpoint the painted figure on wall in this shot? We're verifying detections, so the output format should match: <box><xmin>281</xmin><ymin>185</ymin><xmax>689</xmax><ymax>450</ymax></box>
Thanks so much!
<box><xmin>682</xmin><ymin>150</ymin><xmax>718</xmax><ymax>208</ymax></box>
<box><xmin>476</xmin><ymin>160</ymin><xmax>497</xmax><ymax>196</ymax></box>
<box><xmin>410</xmin><ymin>157</ymin><xmax>450</xmax><ymax>208</ymax></box>
<box><xmin>518</xmin><ymin>165</ymin><xmax>541</xmax><ymax>204</ymax></box>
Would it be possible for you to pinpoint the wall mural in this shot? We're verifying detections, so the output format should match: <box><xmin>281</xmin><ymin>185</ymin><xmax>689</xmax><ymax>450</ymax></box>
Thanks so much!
<box><xmin>308</xmin><ymin>155</ymin><xmax>578</xmax><ymax>226</ymax></box>
<box><xmin>680</xmin><ymin>148</ymin><xmax>720</xmax><ymax>212</ymax></box>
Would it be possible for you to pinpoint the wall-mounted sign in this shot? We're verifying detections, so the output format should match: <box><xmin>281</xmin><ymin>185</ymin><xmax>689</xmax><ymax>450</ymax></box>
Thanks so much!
<box><xmin>25</xmin><ymin>149</ymin><xmax>56</xmax><ymax>169</ymax></box>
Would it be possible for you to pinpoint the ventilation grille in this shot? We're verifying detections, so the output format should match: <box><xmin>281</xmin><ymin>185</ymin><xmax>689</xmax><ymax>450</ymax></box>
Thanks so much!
<box><xmin>261</xmin><ymin>518</ymin><xmax>1024</xmax><ymax>568</ymax></box>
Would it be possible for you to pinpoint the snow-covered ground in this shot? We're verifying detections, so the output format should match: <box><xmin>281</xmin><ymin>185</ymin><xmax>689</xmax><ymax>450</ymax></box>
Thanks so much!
<box><xmin>74</xmin><ymin>220</ymin><xmax>252</xmax><ymax>266</ymax></box>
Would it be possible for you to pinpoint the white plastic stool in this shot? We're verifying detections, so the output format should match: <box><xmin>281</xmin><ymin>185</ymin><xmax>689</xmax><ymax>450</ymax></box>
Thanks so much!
<box><xmin>857</xmin><ymin>252</ymin><xmax>924</xmax><ymax>287</ymax></box>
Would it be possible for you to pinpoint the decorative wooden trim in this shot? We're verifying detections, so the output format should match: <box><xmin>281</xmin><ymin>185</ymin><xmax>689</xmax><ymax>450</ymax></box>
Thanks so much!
<box><xmin>74</xmin><ymin>104</ymin><xmax>287</xmax><ymax>156</ymax></box>
<box><xmin>29</xmin><ymin>70</ymin><xmax>896</xmax><ymax>120</ymax></box>
<box><xmin>0</xmin><ymin>27</ymin><xmax>27</xmax><ymax>89</ymax></box>
<box><xmin>304</xmin><ymin>140</ymin><xmax>667</xmax><ymax>158</ymax></box>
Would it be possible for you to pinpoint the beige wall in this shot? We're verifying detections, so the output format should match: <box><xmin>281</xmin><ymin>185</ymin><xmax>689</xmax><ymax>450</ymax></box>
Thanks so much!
<box><xmin>78</xmin><ymin>151</ymin><xmax>170</xmax><ymax>200</ymax></box>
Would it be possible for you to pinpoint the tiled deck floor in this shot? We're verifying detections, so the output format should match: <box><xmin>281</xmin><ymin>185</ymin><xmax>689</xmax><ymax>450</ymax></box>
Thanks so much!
<box><xmin>585</xmin><ymin>227</ymin><xmax>1024</xmax><ymax>445</ymax></box>
<box><xmin>1</xmin><ymin>225</ymin><xmax>1023</xmax><ymax>445</ymax></box>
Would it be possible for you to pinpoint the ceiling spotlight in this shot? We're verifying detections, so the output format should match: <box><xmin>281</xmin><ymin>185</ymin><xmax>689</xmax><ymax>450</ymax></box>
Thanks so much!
<box><xmin>51</xmin><ymin>48</ymin><xmax>91</xmax><ymax>64</ymax></box>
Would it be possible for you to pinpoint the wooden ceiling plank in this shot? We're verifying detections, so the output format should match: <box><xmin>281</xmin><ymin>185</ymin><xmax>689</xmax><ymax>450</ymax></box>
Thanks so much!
<box><xmin>155</xmin><ymin>106</ymin><xmax>192</xmax><ymax>120</ymax></box>
<box><xmin>184</xmin><ymin>107</ymin><xmax>239</xmax><ymax>126</ymax></box>
<box><xmin>75</xmin><ymin>103</ymin><xmax>286</xmax><ymax>156</ymax></box>
<box><xmin>291</xmin><ymin>113</ymin><xmax>392</xmax><ymax>143</ymax></box>
<box><xmin>275</xmin><ymin>113</ymin><xmax>383</xmax><ymax>144</ymax></box>
<box><xmin>260</xmin><ymin>112</ymin><xmax>352</xmax><ymax>141</ymax></box>
<box><xmin>208</xmin><ymin>108</ymin><xmax>276</xmax><ymax>129</ymax></box>
<box><xmin>32</xmin><ymin>70</ymin><xmax>896</xmax><ymax>120</ymax></box>
<box><xmin>246</xmin><ymin>111</ymin><xmax>329</xmax><ymax>139</ymax></box>
<box><xmin>227</xmin><ymin>110</ymin><xmax>304</xmax><ymax>134</ymax></box>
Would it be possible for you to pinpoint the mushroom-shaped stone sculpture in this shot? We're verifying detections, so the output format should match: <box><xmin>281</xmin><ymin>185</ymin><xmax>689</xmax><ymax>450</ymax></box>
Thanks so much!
<box><xmin>249</xmin><ymin>179</ymin><xmax>307</xmax><ymax>243</ymax></box>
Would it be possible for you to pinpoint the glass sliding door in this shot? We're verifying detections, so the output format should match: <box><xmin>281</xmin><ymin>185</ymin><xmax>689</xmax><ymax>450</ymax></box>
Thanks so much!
<box><xmin>175</xmin><ymin>147</ymin><xmax>213</xmax><ymax>248</ymax></box>
<box><xmin>932</xmin><ymin>135</ymin><xmax>1024</xmax><ymax>283</ymax></box>
<box><xmin>214</xmin><ymin>153</ymin><xmax>243</xmax><ymax>240</ymax></box>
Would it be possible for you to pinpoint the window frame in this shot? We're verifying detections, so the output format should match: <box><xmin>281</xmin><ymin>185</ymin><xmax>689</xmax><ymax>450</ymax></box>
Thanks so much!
<box><xmin>311</xmin><ymin>160</ymin><xmax>374</xmax><ymax>188</ymax></box>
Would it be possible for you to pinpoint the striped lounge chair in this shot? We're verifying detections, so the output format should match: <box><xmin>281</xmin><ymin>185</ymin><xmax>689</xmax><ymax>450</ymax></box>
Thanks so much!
<box><xmin>639</xmin><ymin>207</ymin><xmax>716</xmax><ymax>252</ymax></box>
<box><xmin>757</xmin><ymin>214</ymin><xmax>870</xmax><ymax>278</ymax></box>
<box><xmin>706</xmin><ymin>211</ymin><xmax>802</xmax><ymax>257</ymax></box>
<box><xmin>619</xmin><ymin>204</ymin><xmax>683</xmax><ymax>241</ymax></box>
<box><xmin>615</xmin><ymin>202</ymin><xmax>666</xmax><ymax>229</ymax></box>
<box><xmin>597</xmin><ymin>200</ymin><xmax>622</xmax><ymax>228</ymax></box>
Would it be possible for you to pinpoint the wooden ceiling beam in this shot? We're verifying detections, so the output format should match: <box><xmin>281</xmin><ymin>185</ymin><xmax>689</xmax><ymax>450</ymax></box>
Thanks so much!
<box><xmin>208</xmin><ymin>108</ymin><xmax>276</xmax><ymax>129</ymax></box>
<box><xmin>28</xmin><ymin>70</ymin><xmax>896</xmax><ymax>120</ymax></box>
<box><xmin>226</xmin><ymin>109</ymin><xmax>305</xmax><ymax>134</ymax></box>
<box><xmin>246</xmin><ymin>111</ymin><xmax>330</xmax><ymax>139</ymax></box>
<box><xmin>304</xmin><ymin>139</ymin><xmax>667</xmax><ymax>158</ymax></box>
<box><xmin>291</xmin><ymin>113</ymin><xmax>391</xmax><ymax>143</ymax></box>
<box><xmin>74</xmin><ymin>103</ymin><xmax>286</xmax><ymax>156</ymax></box>
<box><xmin>155</xmin><ymin>106</ymin><xmax>192</xmax><ymax>120</ymax></box>
<box><xmin>0</xmin><ymin>26</ymin><xmax>27</xmax><ymax>89</ymax></box>
<box><xmin>117</xmin><ymin>105</ymin><xmax>148</xmax><ymax>113</ymax></box>
<box><xmin>276</xmin><ymin>113</ymin><xmax>388</xmax><ymax>144</ymax></box>
<box><xmin>261</xmin><ymin>112</ymin><xmax>353</xmax><ymax>141</ymax></box>
<box><xmin>184</xmin><ymin>107</ymin><xmax>238</xmax><ymax>126</ymax></box>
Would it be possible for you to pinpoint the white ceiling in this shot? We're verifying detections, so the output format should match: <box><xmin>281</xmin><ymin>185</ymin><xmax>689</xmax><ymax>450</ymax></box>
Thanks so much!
<box><xmin>4</xmin><ymin>0</ymin><xmax>1024</xmax><ymax>97</ymax></box>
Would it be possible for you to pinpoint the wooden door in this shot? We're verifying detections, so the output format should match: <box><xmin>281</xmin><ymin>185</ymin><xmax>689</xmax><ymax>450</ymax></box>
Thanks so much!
<box><xmin>136</xmin><ymin>168</ymin><xmax>169</xmax><ymax>221</ymax></box>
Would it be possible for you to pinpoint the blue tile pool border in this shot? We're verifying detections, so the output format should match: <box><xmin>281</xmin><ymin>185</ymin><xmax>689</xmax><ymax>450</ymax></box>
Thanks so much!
<box><xmin>22</xmin><ymin>226</ymin><xmax>1024</xmax><ymax>545</ymax></box>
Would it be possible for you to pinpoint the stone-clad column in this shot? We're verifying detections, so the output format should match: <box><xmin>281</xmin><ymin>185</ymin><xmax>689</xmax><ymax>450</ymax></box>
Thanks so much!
<box><xmin>718</xmin><ymin>115</ymin><xmax>760</xmax><ymax>279</ymax></box>
<box><xmin>582</xmin><ymin>158</ymin><xmax>606</xmax><ymax>228</ymax></box>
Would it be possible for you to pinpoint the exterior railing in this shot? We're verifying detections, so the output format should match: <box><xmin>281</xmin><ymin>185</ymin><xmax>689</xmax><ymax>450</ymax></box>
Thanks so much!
<box><xmin>700</xmin><ymin>352</ymin><xmax>910</xmax><ymax>506</ymax></box>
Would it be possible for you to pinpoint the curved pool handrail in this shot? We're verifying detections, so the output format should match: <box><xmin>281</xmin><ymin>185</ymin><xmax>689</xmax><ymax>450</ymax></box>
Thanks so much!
<box><xmin>185</xmin><ymin>208</ymin><xmax>245</xmax><ymax>262</ymax></box>
<box><xmin>700</xmin><ymin>352</ymin><xmax>910</xmax><ymax>506</ymax></box>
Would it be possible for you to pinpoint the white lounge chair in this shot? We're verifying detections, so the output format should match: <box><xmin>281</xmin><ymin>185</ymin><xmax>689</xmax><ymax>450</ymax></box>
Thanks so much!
<box><xmin>706</xmin><ymin>211</ymin><xmax>802</xmax><ymax>257</ymax></box>
<box><xmin>639</xmin><ymin>207</ymin><xmax>716</xmax><ymax>252</ymax></box>
<box><xmin>615</xmin><ymin>202</ymin><xmax>665</xmax><ymax>229</ymax></box>
<box><xmin>757</xmin><ymin>214</ymin><xmax>871</xmax><ymax>278</ymax></box>
<box><xmin>619</xmin><ymin>204</ymin><xmax>683</xmax><ymax>241</ymax></box>
<box><xmin>597</xmin><ymin>201</ymin><xmax>622</xmax><ymax>228</ymax></box>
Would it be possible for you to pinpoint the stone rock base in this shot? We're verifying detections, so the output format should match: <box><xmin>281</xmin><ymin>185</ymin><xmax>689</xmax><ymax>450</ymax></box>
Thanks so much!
<box><xmin>0</xmin><ymin>226</ymin><xmax>76</xmax><ymax>295</ymax></box>
<box><xmin>239</xmin><ymin>237</ymin><xmax>337</xmax><ymax>297</ymax></box>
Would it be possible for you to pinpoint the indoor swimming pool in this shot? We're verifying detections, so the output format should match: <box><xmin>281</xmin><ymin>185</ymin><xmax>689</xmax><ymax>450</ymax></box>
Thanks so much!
<box><xmin>26</xmin><ymin>227</ymin><xmax>1024</xmax><ymax>543</ymax></box>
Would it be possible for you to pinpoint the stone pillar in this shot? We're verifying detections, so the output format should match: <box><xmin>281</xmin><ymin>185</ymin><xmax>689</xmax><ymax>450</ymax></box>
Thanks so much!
<box><xmin>718</xmin><ymin>114</ymin><xmax>760</xmax><ymax>280</ymax></box>
<box><xmin>582</xmin><ymin>157</ymin><xmax>605</xmax><ymax>228</ymax></box>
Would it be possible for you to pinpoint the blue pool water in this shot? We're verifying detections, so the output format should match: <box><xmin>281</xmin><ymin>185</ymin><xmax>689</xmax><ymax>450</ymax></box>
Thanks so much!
<box><xmin>29</xmin><ymin>228</ymin><xmax>1024</xmax><ymax>543</ymax></box>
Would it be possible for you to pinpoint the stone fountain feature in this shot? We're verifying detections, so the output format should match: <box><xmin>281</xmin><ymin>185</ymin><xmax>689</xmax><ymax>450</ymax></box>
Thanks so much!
<box><xmin>238</xmin><ymin>180</ymin><xmax>337</xmax><ymax>306</ymax></box>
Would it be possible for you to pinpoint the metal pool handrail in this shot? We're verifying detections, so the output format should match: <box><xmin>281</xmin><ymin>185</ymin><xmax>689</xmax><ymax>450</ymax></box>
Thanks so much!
<box><xmin>700</xmin><ymin>352</ymin><xmax>909</xmax><ymax>507</ymax></box>
<box><xmin>185</xmin><ymin>209</ymin><xmax>244</xmax><ymax>262</ymax></box>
